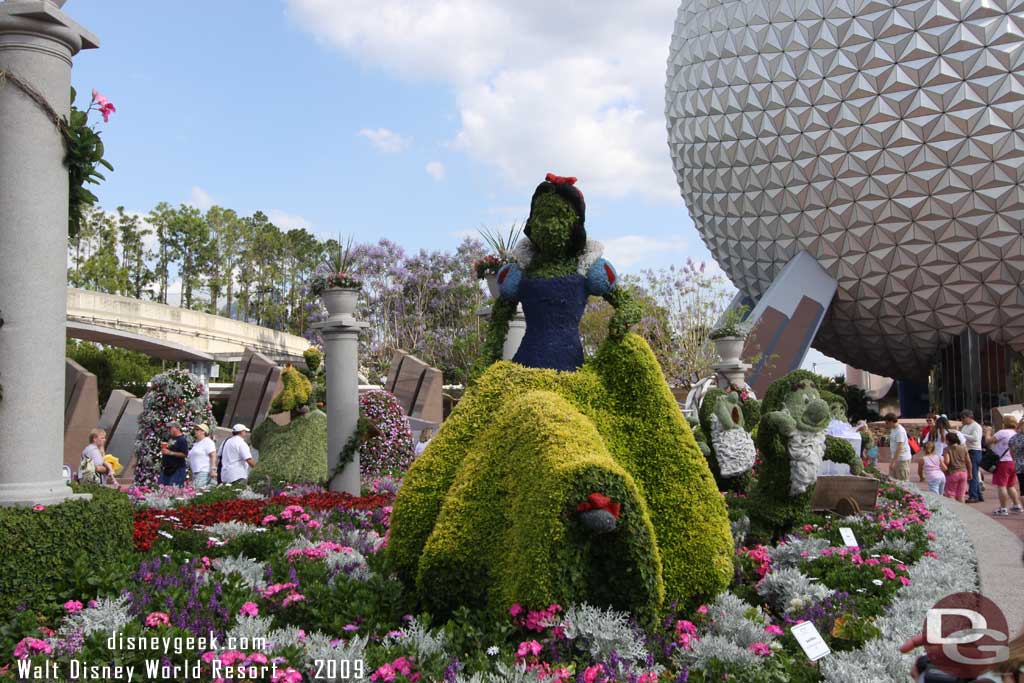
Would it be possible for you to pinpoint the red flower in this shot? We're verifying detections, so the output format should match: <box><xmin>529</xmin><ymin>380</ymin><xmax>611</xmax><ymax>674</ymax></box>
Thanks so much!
<box><xmin>576</xmin><ymin>492</ymin><xmax>620</xmax><ymax>518</ymax></box>
<box><xmin>545</xmin><ymin>173</ymin><xmax>577</xmax><ymax>185</ymax></box>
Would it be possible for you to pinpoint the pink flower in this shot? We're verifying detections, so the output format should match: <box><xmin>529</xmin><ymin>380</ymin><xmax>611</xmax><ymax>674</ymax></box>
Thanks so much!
<box><xmin>371</xmin><ymin>664</ymin><xmax>396</xmax><ymax>682</ymax></box>
<box><xmin>239</xmin><ymin>602</ymin><xmax>259</xmax><ymax>617</ymax></box>
<box><xmin>261</xmin><ymin>515</ymin><xmax>278</xmax><ymax>525</ymax></box>
<box><xmin>509</xmin><ymin>603</ymin><xmax>523</xmax><ymax>617</ymax></box>
<box><xmin>246</xmin><ymin>653</ymin><xmax>269</xmax><ymax>665</ymax></box>
<box><xmin>899</xmin><ymin>576</ymin><xmax>912</xmax><ymax>586</ymax></box>
<box><xmin>271</xmin><ymin>668</ymin><xmax>303</xmax><ymax>683</ymax></box>
<box><xmin>881</xmin><ymin>567</ymin><xmax>897</xmax><ymax>580</ymax></box>
<box><xmin>583</xmin><ymin>664</ymin><xmax>605</xmax><ymax>683</ymax></box>
<box><xmin>144</xmin><ymin>611</ymin><xmax>170</xmax><ymax>627</ymax></box>
<box><xmin>802</xmin><ymin>524</ymin><xmax>815</xmax><ymax>532</ymax></box>
<box><xmin>697</xmin><ymin>605</ymin><xmax>709</xmax><ymax>615</ymax></box>
<box><xmin>515</xmin><ymin>640</ymin><xmax>543</xmax><ymax>658</ymax></box>
<box><xmin>13</xmin><ymin>637</ymin><xmax>52</xmax><ymax>659</ymax></box>
<box><xmin>676</xmin><ymin>620</ymin><xmax>697</xmax><ymax>638</ymax></box>
<box><xmin>219</xmin><ymin>651</ymin><xmax>245</xmax><ymax>666</ymax></box>
<box><xmin>748</xmin><ymin>642</ymin><xmax>772</xmax><ymax>657</ymax></box>
<box><xmin>91</xmin><ymin>89</ymin><xmax>108</xmax><ymax>107</ymax></box>
<box><xmin>32</xmin><ymin>505</ymin><xmax>45</xmax><ymax>511</ymax></box>
<box><xmin>99</xmin><ymin>101</ymin><xmax>115</xmax><ymax>123</ymax></box>
<box><xmin>64</xmin><ymin>600</ymin><xmax>84</xmax><ymax>613</ymax></box>
<box><xmin>392</xmin><ymin>657</ymin><xmax>413</xmax><ymax>675</ymax></box>
<box><xmin>765</xmin><ymin>624</ymin><xmax>784</xmax><ymax>636</ymax></box>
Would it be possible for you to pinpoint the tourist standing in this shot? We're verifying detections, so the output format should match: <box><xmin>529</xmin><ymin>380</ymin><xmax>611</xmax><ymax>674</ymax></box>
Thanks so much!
<box><xmin>187</xmin><ymin>423</ymin><xmax>217</xmax><ymax>489</ymax></box>
<box><xmin>220</xmin><ymin>424</ymin><xmax>255</xmax><ymax>485</ymax></box>
<box><xmin>158</xmin><ymin>422</ymin><xmax>189</xmax><ymax>487</ymax></box>
<box><xmin>959</xmin><ymin>409</ymin><xmax>985</xmax><ymax>503</ymax></box>
<box><xmin>415</xmin><ymin>427</ymin><xmax>434</xmax><ymax>457</ymax></box>
<box><xmin>917</xmin><ymin>442</ymin><xmax>946</xmax><ymax>496</ymax></box>
<box><xmin>984</xmin><ymin>415</ymin><xmax>1024</xmax><ymax>516</ymax></box>
<box><xmin>920</xmin><ymin>413</ymin><xmax>936</xmax><ymax>445</ymax></box>
<box><xmin>943</xmin><ymin>432</ymin><xmax>971</xmax><ymax>503</ymax></box>
<box><xmin>79</xmin><ymin>428</ymin><xmax>115</xmax><ymax>485</ymax></box>
<box><xmin>885</xmin><ymin>414</ymin><xmax>911</xmax><ymax>480</ymax></box>
<box><xmin>1011</xmin><ymin>419</ymin><xmax>1024</xmax><ymax>495</ymax></box>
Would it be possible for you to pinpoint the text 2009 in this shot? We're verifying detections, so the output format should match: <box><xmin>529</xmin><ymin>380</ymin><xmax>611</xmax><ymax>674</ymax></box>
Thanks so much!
<box><xmin>313</xmin><ymin>659</ymin><xmax>365</xmax><ymax>679</ymax></box>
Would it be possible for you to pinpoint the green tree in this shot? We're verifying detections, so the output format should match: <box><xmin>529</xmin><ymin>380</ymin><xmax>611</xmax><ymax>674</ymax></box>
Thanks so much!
<box><xmin>168</xmin><ymin>204</ymin><xmax>210</xmax><ymax>309</ymax></box>
<box><xmin>204</xmin><ymin>206</ymin><xmax>243</xmax><ymax>316</ymax></box>
<box><xmin>147</xmin><ymin>202</ymin><xmax>176</xmax><ymax>303</ymax></box>
<box><xmin>114</xmin><ymin>206</ymin><xmax>153</xmax><ymax>298</ymax></box>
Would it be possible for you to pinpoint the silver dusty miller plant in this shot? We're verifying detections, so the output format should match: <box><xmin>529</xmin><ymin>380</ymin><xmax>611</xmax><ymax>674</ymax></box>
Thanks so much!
<box><xmin>757</xmin><ymin>567</ymin><xmax>834</xmax><ymax>614</ymax></box>
<box><xmin>559</xmin><ymin>603</ymin><xmax>649</xmax><ymax>664</ymax></box>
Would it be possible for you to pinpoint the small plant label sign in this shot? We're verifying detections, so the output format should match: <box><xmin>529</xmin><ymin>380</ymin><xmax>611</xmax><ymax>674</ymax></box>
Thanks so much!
<box><xmin>791</xmin><ymin>621</ymin><xmax>831</xmax><ymax>662</ymax></box>
<box><xmin>839</xmin><ymin>527</ymin><xmax>858</xmax><ymax>547</ymax></box>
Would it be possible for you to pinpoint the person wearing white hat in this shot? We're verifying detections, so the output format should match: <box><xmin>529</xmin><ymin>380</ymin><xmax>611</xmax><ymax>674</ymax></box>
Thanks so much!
<box><xmin>220</xmin><ymin>424</ymin><xmax>255</xmax><ymax>485</ymax></box>
<box><xmin>188</xmin><ymin>423</ymin><xmax>218</xmax><ymax>489</ymax></box>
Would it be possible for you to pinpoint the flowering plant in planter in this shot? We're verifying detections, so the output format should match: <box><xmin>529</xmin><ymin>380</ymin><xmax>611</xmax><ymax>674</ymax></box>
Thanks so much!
<box><xmin>710</xmin><ymin>304</ymin><xmax>751</xmax><ymax>340</ymax></box>
<box><xmin>311</xmin><ymin>235</ymin><xmax>362</xmax><ymax>294</ymax></box>
<box><xmin>473</xmin><ymin>223</ymin><xmax>524</xmax><ymax>280</ymax></box>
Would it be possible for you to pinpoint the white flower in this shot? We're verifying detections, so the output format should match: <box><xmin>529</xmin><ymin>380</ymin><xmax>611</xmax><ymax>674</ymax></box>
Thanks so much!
<box><xmin>486</xmin><ymin>646</ymin><xmax>499</xmax><ymax>656</ymax></box>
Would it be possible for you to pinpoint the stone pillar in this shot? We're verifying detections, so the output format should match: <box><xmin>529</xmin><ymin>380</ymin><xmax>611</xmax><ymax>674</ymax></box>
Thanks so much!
<box><xmin>0</xmin><ymin>1</ymin><xmax>98</xmax><ymax>506</ymax></box>
<box><xmin>312</xmin><ymin>316</ymin><xmax>368</xmax><ymax>495</ymax></box>
<box><xmin>502</xmin><ymin>305</ymin><xmax>525</xmax><ymax>361</ymax></box>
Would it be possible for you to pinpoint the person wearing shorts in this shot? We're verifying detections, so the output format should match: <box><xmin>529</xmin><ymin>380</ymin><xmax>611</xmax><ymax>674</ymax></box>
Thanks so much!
<box><xmin>885</xmin><ymin>414</ymin><xmax>911</xmax><ymax>481</ymax></box>
<box><xmin>943</xmin><ymin>432</ymin><xmax>971</xmax><ymax>502</ymax></box>
<box><xmin>985</xmin><ymin>415</ymin><xmax>1024</xmax><ymax>516</ymax></box>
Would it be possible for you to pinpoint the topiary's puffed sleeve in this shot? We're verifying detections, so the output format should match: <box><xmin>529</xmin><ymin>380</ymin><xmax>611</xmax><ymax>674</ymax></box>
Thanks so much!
<box><xmin>496</xmin><ymin>263</ymin><xmax>522</xmax><ymax>301</ymax></box>
<box><xmin>586</xmin><ymin>258</ymin><xmax>618</xmax><ymax>296</ymax></box>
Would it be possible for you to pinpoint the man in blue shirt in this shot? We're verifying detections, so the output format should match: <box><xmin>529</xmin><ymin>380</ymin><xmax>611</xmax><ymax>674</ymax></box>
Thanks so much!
<box><xmin>159</xmin><ymin>422</ymin><xmax>189</xmax><ymax>487</ymax></box>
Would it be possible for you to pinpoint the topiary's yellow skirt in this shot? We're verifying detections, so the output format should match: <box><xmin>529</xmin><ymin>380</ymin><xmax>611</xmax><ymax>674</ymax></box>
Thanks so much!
<box><xmin>388</xmin><ymin>333</ymin><xmax>733</xmax><ymax>620</ymax></box>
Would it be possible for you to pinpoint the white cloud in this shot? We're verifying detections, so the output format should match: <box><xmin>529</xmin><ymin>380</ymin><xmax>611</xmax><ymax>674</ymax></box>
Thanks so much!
<box><xmin>425</xmin><ymin>161</ymin><xmax>445</xmax><ymax>181</ymax></box>
<box><xmin>599</xmin><ymin>234</ymin><xmax>688</xmax><ymax>268</ymax></box>
<box><xmin>286</xmin><ymin>0</ymin><xmax>680</xmax><ymax>200</ymax></box>
<box><xmin>357</xmin><ymin>127</ymin><xmax>411</xmax><ymax>153</ymax></box>
<box><xmin>188</xmin><ymin>186</ymin><xmax>214</xmax><ymax>211</ymax></box>
<box><xmin>266</xmin><ymin>209</ymin><xmax>313</xmax><ymax>232</ymax></box>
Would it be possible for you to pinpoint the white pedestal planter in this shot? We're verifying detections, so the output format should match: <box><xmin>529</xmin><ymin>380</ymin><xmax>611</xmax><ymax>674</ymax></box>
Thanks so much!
<box><xmin>320</xmin><ymin>288</ymin><xmax>359</xmax><ymax>318</ymax></box>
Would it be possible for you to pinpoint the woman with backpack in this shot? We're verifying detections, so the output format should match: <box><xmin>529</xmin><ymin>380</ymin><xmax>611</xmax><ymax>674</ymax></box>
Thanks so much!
<box><xmin>984</xmin><ymin>415</ymin><xmax>1024</xmax><ymax>516</ymax></box>
<box><xmin>79</xmin><ymin>428</ymin><xmax>116</xmax><ymax>485</ymax></box>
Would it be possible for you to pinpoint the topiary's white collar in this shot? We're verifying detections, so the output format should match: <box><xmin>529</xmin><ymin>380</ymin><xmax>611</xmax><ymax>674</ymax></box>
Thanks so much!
<box><xmin>511</xmin><ymin>238</ymin><xmax>604</xmax><ymax>276</ymax></box>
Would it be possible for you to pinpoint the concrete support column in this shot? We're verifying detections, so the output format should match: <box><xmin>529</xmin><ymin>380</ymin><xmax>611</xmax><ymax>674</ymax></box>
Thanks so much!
<box><xmin>313</xmin><ymin>317</ymin><xmax>368</xmax><ymax>495</ymax></box>
<box><xmin>0</xmin><ymin>1</ymin><xmax>98</xmax><ymax>506</ymax></box>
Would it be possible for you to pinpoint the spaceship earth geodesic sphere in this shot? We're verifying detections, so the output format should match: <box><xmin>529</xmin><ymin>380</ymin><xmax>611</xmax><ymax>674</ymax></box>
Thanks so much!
<box><xmin>666</xmin><ymin>0</ymin><xmax>1024</xmax><ymax>380</ymax></box>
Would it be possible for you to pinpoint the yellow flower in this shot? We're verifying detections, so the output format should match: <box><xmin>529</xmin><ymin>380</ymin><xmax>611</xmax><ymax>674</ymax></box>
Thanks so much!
<box><xmin>103</xmin><ymin>454</ymin><xmax>123</xmax><ymax>474</ymax></box>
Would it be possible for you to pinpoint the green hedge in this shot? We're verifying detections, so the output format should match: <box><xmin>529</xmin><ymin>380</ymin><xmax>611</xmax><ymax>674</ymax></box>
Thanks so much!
<box><xmin>253</xmin><ymin>411</ymin><xmax>328</xmax><ymax>484</ymax></box>
<box><xmin>389</xmin><ymin>333</ymin><xmax>732</xmax><ymax>618</ymax></box>
<box><xmin>697</xmin><ymin>388</ymin><xmax>758</xmax><ymax>492</ymax></box>
<box><xmin>0</xmin><ymin>484</ymin><xmax>133</xmax><ymax>618</ymax></box>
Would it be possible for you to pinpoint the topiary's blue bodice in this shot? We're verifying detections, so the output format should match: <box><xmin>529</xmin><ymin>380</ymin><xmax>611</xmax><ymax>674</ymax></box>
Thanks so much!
<box><xmin>513</xmin><ymin>274</ymin><xmax>589</xmax><ymax>371</ymax></box>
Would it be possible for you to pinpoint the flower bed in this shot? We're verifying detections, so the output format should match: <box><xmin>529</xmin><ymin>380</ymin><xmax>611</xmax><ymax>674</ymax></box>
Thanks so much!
<box><xmin>2</xmin><ymin>474</ymin><xmax>975</xmax><ymax>683</ymax></box>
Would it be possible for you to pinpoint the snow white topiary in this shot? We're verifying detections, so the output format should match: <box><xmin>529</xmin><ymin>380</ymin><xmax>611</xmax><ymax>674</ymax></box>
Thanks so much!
<box><xmin>133</xmin><ymin>369</ymin><xmax>215</xmax><ymax>487</ymax></box>
<box><xmin>359</xmin><ymin>389</ymin><xmax>414</xmax><ymax>478</ymax></box>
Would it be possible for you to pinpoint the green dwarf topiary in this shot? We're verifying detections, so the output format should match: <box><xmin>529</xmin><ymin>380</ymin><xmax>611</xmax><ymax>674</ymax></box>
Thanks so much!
<box><xmin>750</xmin><ymin>370</ymin><xmax>832</xmax><ymax>540</ymax></box>
<box><xmin>389</xmin><ymin>333</ymin><xmax>733</xmax><ymax>620</ymax></box>
<box><xmin>271</xmin><ymin>365</ymin><xmax>312</xmax><ymax>416</ymax></box>
<box><xmin>303</xmin><ymin>348</ymin><xmax>322</xmax><ymax>375</ymax></box>
<box><xmin>252</xmin><ymin>410</ymin><xmax>328</xmax><ymax>484</ymax></box>
<box><xmin>697</xmin><ymin>387</ymin><xmax>760</xmax><ymax>492</ymax></box>
<box><xmin>824</xmin><ymin>435</ymin><xmax>864</xmax><ymax>476</ymax></box>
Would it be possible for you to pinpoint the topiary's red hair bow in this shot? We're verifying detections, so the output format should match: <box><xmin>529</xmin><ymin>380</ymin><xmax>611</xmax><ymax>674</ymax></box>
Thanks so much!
<box><xmin>577</xmin><ymin>492</ymin><xmax>620</xmax><ymax>518</ymax></box>
<box><xmin>545</xmin><ymin>173</ymin><xmax>577</xmax><ymax>185</ymax></box>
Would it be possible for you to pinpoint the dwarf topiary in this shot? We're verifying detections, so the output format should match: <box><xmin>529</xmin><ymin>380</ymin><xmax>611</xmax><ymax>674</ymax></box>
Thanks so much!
<box><xmin>697</xmin><ymin>387</ymin><xmax>759</xmax><ymax>491</ymax></box>
<box><xmin>749</xmin><ymin>370</ymin><xmax>831</xmax><ymax>539</ymax></box>
<box><xmin>133</xmin><ymin>369</ymin><xmax>215</xmax><ymax>486</ymax></box>
<box><xmin>271</xmin><ymin>365</ymin><xmax>312</xmax><ymax>417</ymax></box>
<box><xmin>824</xmin><ymin>435</ymin><xmax>864</xmax><ymax>475</ymax></box>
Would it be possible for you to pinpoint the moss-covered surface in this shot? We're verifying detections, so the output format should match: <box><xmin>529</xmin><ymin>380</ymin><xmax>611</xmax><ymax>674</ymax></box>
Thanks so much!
<box><xmin>697</xmin><ymin>388</ymin><xmax>758</xmax><ymax>492</ymax></box>
<box><xmin>750</xmin><ymin>370</ymin><xmax>832</xmax><ymax>540</ymax></box>
<box><xmin>389</xmin><ymin>333</ymin><xmax>733</xmax><ymax>619</ymax></box>
<box><xmin>824</xmin><ymin>435</ymin><xmax>864</xmax><ymax>475</ymax></box>
<box><xmin>253</xmin><ymin>410</ymin><xmax>328</xmax><ymax>484</ymax></box>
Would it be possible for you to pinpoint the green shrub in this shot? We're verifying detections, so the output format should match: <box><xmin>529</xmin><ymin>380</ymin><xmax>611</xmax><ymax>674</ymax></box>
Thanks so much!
<box><xmin>271</xmin><ymin>365</ymin><xmax>312</xmax><ymax>414</ymax></box>
<box><xmin>303</xmin><ymin>348</ymin><xmax>322</xmax><ymax>374</ymax></box>
<box><xmin>389</xmin><ymin>333</ymin><xmax>732</xmax><ymax>618</ymax></box>
<box><xmin>824</xmin><ymin>435</ymin><xmax>864</xmax><ymax>475</ymax></box>
<box><xmin>0</xmin><ymin>485</ymin><xmax>133</xmax><ymax>619</ymax></box>
<box><xmin>253</xmin><ymin>410</ymin><xmax>328</xmax><ymax>484</ymax></box>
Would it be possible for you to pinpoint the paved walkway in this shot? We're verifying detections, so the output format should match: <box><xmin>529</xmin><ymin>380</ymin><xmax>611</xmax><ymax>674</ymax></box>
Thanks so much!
<box><xmin>879</xmin><ymin>462</ymin><xmax>1024</xmax><ymax>638</ymax></box>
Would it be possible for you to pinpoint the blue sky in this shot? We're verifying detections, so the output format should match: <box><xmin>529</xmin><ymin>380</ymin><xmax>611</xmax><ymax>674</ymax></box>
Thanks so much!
<box><xmin>68</xmin><ymin>0</ymin><xmax>842</xmax><ymax>377</ymax></box>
